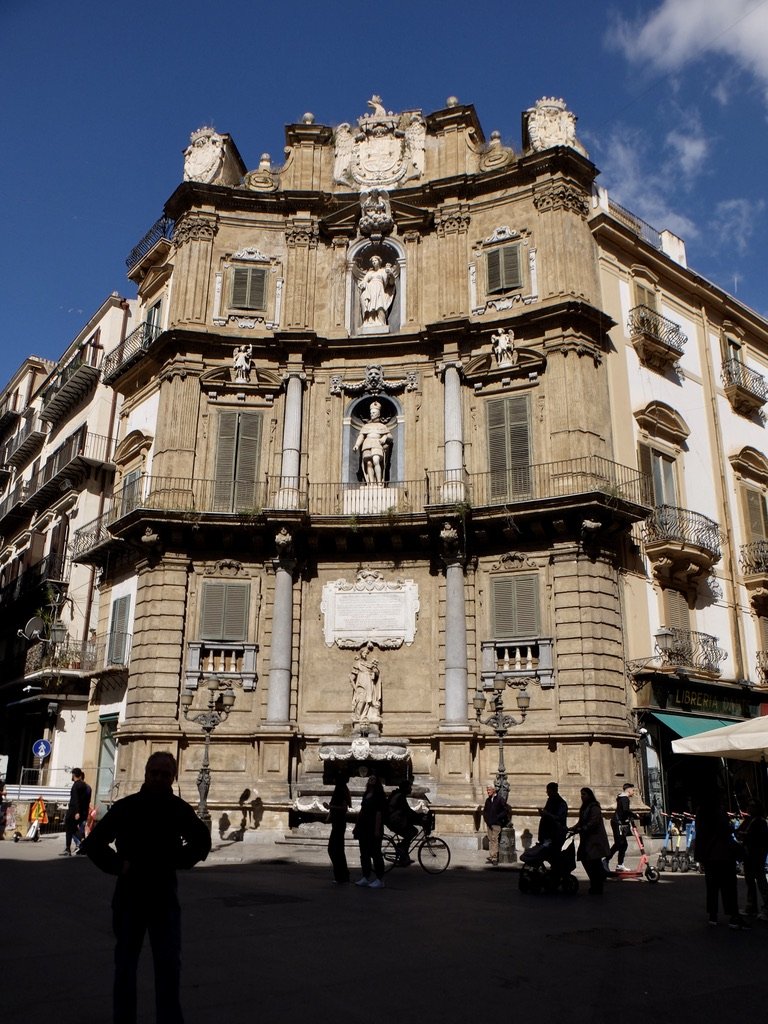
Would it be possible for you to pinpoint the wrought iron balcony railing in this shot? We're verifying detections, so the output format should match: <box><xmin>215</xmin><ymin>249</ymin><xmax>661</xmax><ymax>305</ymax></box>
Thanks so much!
<box><xmin>309</xmin><ymin>478</ymin><xmax>428</xmax><ymax>517</ymax></box>
<box><xmin>0</xmin><ymin>478</ymin><xmax>28</xmax><ymax>526</ymax></box>
<box><xmin>0</xmin><ymin>391</ymin><xmax>21</xmax><ymax>430</ymax></box>
<box><xmin>24</xmin><ymin>429</ymin><xmax>114</xmax><ymax>510</ymax></box>
<box><xmin>627</xmin><ymin>305</ymin><xmax>687</xmax><ymax>356</ymax></box>
<box><xmin>101</xmin><ymin>322</ymin><xmax>163</xmax><ymax>384</ymax></box>
<box><xmin>4</xmin><ymin>414</ymin><xmax>46</xmax><ymax>468</ymax></box>
<box><xmin>660</xmin><ymin>626</ymin><xmax>727</xmax><ymax>675</ymax></box>
<box><xmin>608</xmin><ymin>199</ymin><xmax>663</xmax><ymax>249</ymax></box>
<box><xmin>757</xmin><ymin>651</ymin><xmax>768</xmax><ymax>687</ymax></box>
<box><xmin>721</xmin><ymin>357</ymin><xmax>768</xmax><ymax>407</ymax></box>
<box><xmin>643</xmin><ymin>505</ymin><xmax>722</xmax><ymax>562</ymax></box>
<box><xmin>0</xmin><ymin>551</ymin><xmax>68</xmax><ymax>608</ymax></box>
<box><xmin>24</xmin><ymin>638</ymin><xmax>98</xmax><ymax>676</ymax></box>
<box><xmin>126</xmin><ymin>215</ymin><xmax>175</xmax><ymax>272</ymax></box>
<box><xmin>741</xmin><ymin>539</ymin><xmax>768</xmax><ymax>576</ymax></box>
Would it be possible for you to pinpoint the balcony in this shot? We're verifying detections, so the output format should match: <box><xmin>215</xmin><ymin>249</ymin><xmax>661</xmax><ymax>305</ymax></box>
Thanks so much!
<box><xmin>102</xmin><ymin>322</ymin><xmax>162</xmax><ymax>385</ymax></box>
<box><xmin>40</xmin><ymin>354</ymin><xmax>101</xmax><ymax>424</ymax></box>
<box><xmin>628</xmin><ymin>305</ymin><xmax>688</xmax><ymax>371</ymax></box>
<box><xmin>24</xmin><ymin>429</ymin><xmax>114</xmax><ymax>512</ymax></box>
<box><xmin>740</xmin><ymin>539</ymin><xmax>768</xmax><ymax>614</ymax></box>
<box><xmin>0</xmin><ymin>479</ymin><xmax>28</xmax><ymax>530</ymax></box>
<box><xmin>0</xmin><ymin>552</ymin><xmax>69</xmax><ymax>609</ymax></box>
<box><xmin>757</xmin><ymin>651</ymin><xmax>768</xmax><ymax>688</ymax></box>
<box><xmin>126</xmin><ymin>215</ymin><xmax>175</xmax><ymax>275</ymax></box>
<box><xmin>0</xmin><ymin>392</ymin><xmax>21</xmax><ymax>431</ymax></box>
<box><xmin>4</xmin><ymin>415</ymin><xmax>46</xmax><ymax>469</ymax></box>
<box><xmin>309</xmin><ymin>478</ymin><xmax>428</xmax><ymax>518</ymax></box>
<box><xmin>93</xmin><ymin>630</ymin><xmax>132</xmax><ymax>672</ymax></box>
<box><xmin>642</xmin><ymin>505</ymin><xmax>721</xmax><ymax>584</ymax></box>
<box><xmin>185</xmin><ymin>641</ymin><xmax>258</xmax><ymax>692</ymax></box>
<box><xmin>657</xmin><ymin>626</ymin><xmax>727</xmax><ymax>677</ymax></box>
<box><xmin>721</xmin><ymin>357</ymin><xmax>768</xmax><ymax>416</ymax></box>
<box><xmin>24</xmin><ymin>637</ymin><xmax>98</xmax><ymax>678</ymax></box>
<box><xmin>480</xmin><ymin>638</ymin><xmax>554</xmax><ymax>689</ymax></box>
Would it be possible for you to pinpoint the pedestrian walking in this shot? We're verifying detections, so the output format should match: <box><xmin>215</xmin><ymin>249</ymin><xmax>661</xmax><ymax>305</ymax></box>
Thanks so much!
<box><xmin>482</xmin><ymin>782</ymin><xmax>510</xmax><ymax>866</ymax></box>
<box><xmin>325</xmin><ymin>776</ymin><xmax>351</xmax><ymax>884</ymax></box>
<box><xmin>62</xmin><ymin>767</ymin><xmax>91</xmax><ymax>855</ymax></box>
<box><xmin>536</xmin><ymin>781</ymin><xmax>569</xmax><ymax>886</ymax></box>
<box><xmin>606</xmin><ymin>782</ymin><xmax>636</xmax><ymax>872</ymax></box>
<box><xmin>353</xmin><ymin>773</ymin><xmax>387</xmax><ymax>888</ymax></box>
<box><xmin>80</xmin><ymin>751</ymin><xmax>211</xmax><ymax>1024</ymax></box>
<box><xmin>694</xmin><ymin>793</ymin><xmax>749</xmax><ymax>929</ymax></box>
<box><xmin>736</xmin><ymin>800</ymin><xmax>768</xmax><ymax>920</ymax></box>
<box><xmin>569</xmin><ymin>787</ymin><xmax>610</xmax><ymax>894</ymax></box>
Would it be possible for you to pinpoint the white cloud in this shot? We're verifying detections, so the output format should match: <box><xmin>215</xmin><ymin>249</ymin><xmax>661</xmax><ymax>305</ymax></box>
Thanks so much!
<box><xmin>609</xmin><ymin>0</ymin><xmax>768</xmax><ymax>103</ymax></box>
<box><xmin>710</xmin><ymin>197</ymin><xmax>766</xmax><ymax>254</ymax></box>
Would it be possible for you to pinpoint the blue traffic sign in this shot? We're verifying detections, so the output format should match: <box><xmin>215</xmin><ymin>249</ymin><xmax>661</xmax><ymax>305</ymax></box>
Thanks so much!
<box><xmin>32</xmin><ymin>739</ymin><xmax>51</xmax><ymax>759</ymax></box>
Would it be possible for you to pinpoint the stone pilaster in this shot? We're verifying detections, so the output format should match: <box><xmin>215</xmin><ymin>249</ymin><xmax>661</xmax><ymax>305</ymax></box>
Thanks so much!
<box><xmin>284</xmin><ymin>217</ymin><xmax>319</xmax><ymax>329</ymax></box>
<box><xmin>171</xmin><ymin>211</ymin><xmax>218</xmax><ymax>324</ymax></box>
<box><xmin>402</xmin><ymin>230</ymin><xmax>421</xmax><ymax>325</ymax></box>
<box><xmin>152</xmin><ymin>366</ymin><xmax>202</xmax><ymax>480</ymax></box>
<box><xmin>542</xmin><ymin>331</ymin><xmax>611</xmax><ymax>462</ymax></box>
<box><xmin>330</xmin><ymin>236</ymin><xmax>349</xmax><ymax>330</ymax></box>
<box><xmin>532</xmin><ymin>179</ymin><xmax>598</xmax><ymax>303</ymax></box>
<box><xmin>435</xmin><ymin>204</ymin><xmax>470</xmax><ymax>319</ymax></box>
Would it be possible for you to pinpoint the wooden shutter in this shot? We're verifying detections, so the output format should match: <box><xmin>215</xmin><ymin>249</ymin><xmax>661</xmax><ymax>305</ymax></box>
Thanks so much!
<box><xmin>759</xmin><ymin>616</ymin><xmax>768</xmax><ymax>651</ymax></box>
<box><xmin>231</xmin><ymin>268</ymin><xmax>266</xmax><ymax>311</ymax></box>
<box><xmin>200</xmin><ymin>581</ymin><xmax>249</xmax><ymax>641</ymax></box>
<box><xmin>233</xmin><ymin>412</ymin><xmax>262</xmax><ymax>510</ymax></box>
<box><xmin>487</xmin><ymin>245</ymin><xmax>522</xmax><ymax>294</ymax></box>
<box><xmin>107</xmin><ymin>594</ymin><xmax>131</xmax><ymax>665</ymax></box>
<box><xmin>491</xmin><ymin>574</ymin><xmax>540</xmax><ymax>639</ymax></box>
<box><xmin>663</xmin><ymin>588</ymin><xmax>689</xmax><ymax>631</ymax></box>
<box><xmin>742</xmin><ymin>487</ymin><xmax>768</xmax><ymax>541</ymax></box>
<box><xmin>213</xmin><ymin>412</ymin><xmax>238</xmax><ymax>511</ymax></box>
<box><xmin>487</xmin><ymin>395</ymin><xmax>531</xmax><ymax>499</ymax></box>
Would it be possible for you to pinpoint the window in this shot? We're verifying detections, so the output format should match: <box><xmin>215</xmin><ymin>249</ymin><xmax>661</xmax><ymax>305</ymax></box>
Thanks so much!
<box><xmin>200</xmin><ymin>580</ymin><xmax>250</xmax><ymax>641</ymax></box>
<box><xmin>146</xmin><ymin>300</ymin><xmax>162</xmax><ymax>331</ymax></box>
<box><xmin>487</xmin><ymin>395</ymin><xmax>531</xmax><ymax>499</ymax></box>
<box><xmin>95</xmin><ymin>716</ymin><xmax>118</xmax><ymax>809</ymax></box>
<box><xmin>107</xmin><ymin>595</ymin><xmax>131</xmax><ymax>666</ymax></box>
<box><xmin>663</xmin><ymin>588</ymin><xmax>690</xmax><ymax>632</ymax></box>
<box><xmin>638</xmin><ymin>442</ymin><xmax>677</xmax><ymax>506</ymax></box>
<box><xmin>741</xmin><ymin>486</ymin><xmax>768</xmax><ymax>542</ymax></box>
<box><xmin>230</xmin><ymin>267</ymin><xmax>267</xmax><ymax>312</ymax></box>
<box><xmin>635</xmin><ymin>280</ymin><xmax>657</xmax><ymax>311</ymax></box>
<box><xmin>120</xmin><ymin>468</ymin><xmax>143</xmax><ymax>515</ymax></box>
<box><xmin>486</xmin><ymin>245</ymin><xmax>523</xmax><ymax>294</ymax></box>
<box><xmin>213</xmin><ymin>411</ymin><xmax>263</xmax><ymax>512</ymax></box>
<box><xmin>490</xmin><ymin>574</ymin><xmax>540</xmax><ymax>639</ymax></box>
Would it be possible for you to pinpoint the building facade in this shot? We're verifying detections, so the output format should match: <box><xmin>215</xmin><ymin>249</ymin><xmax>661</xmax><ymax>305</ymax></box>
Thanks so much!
<box><xmin>9</xmin><ymin>94</ymin><xmax>762</xmax><ymax>840</ymax></box>
<box><xmin>0</xmin><ymin>294</ymin><xmax>136</xmax><ymax>803</ymax></box>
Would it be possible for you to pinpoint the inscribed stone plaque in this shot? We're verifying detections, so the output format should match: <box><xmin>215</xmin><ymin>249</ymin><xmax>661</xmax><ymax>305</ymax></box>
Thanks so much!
<box><xmin>321</xmin><ymin>569</ymin><xmax>419</xmax><ymax>648</ymax></box>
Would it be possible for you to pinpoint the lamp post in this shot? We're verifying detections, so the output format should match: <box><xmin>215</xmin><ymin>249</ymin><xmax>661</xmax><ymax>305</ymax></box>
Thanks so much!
<box><xmin>474</xmin><ymin>674</ymin><xmax>530</xmax><ymax>796</ymax></box>
<box><xmin>180</xmin><ymin>678</ymin><xmax>235</xmax><ymax>825</ymax></box>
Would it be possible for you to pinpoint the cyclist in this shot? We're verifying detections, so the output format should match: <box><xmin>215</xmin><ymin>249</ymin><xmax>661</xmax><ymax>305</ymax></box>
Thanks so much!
<box><xmin>387</xmin><ymin>780</ymin><xmax>423</xmax><ymax>865</ymax></box>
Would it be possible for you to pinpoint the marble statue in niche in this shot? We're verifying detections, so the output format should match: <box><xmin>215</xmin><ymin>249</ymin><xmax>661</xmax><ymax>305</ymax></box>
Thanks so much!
<box><xmin>233</xmin><ymin>344</ymin><xmax>252</xmax><ymax>382</ymax></box>
<box><xmin>356</xmin><ymin>255</ymin><xmax>397</xmax><ymax>326</ymax></box>
<box><xmin>491</xmin><ymin>328</ymin><xmax>517</xmax><ymax>367</ymax></box>
<box><xmin>353</xmin><ymin>399</ymin><xmax>393</xmax><ymax>485</ymax></box>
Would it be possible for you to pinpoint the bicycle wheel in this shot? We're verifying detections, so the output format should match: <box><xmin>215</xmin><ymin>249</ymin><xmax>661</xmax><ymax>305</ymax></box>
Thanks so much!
<box><xmin>381</xmin><ymin>836</ymin><xmax>399</xmax><ymax>873</ymax></box>
<box><xmin>418</xmin><ymin>836</ymin><xmax>451</xmax><ymax>874</ymax></box>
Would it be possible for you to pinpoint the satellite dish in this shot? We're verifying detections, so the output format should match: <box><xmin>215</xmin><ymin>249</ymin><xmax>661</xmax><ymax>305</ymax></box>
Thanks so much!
<box><xmin>23</xmin><ymin>616</ymin><xmax>46</xmax><ymax>642</ymax></box>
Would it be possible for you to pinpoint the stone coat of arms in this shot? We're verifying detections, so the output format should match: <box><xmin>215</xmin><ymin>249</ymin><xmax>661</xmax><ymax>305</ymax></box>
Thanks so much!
<box><xmin>334</xmin><ymin>96</ymin><xmax>426</xmax><ymax>190</ymax></box>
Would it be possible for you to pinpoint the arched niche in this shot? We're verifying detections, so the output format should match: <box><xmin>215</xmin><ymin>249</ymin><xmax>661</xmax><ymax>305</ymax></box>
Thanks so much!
<box><xmin>347</xmin><ymin>237</ymin><xmax>405</xmax><ymax>336</ymax></box>
<box><xmin>634</xmin><ymin>401</ymin><xmax>690</xmax><ymax>448</ymax></box>
<box><xmin>729</xmin><ymin>446</ymin><xmax>768</xmax><ymax>487</ymax></box>
<box><xmin>342</xmin><ymin>393</ymin><xmax>404</xmax><ymax>485</ymax></box>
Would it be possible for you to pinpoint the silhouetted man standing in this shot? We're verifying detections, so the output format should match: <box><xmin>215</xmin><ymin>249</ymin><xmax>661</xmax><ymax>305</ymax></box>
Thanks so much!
<box><xmin>62</xmin><ymin>767</ymin><xmax>90</xmax><ymax>855</ymax></box>
<box><xmin>81</xmin><ymin>751</ymin><xmax>211</xmax><ymax>1024</ymax></box>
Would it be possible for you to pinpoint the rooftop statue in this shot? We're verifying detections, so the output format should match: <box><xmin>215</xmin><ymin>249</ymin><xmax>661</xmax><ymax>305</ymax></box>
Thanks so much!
<box><xmin>523</xmin><ymin>97</ymin><xmax>588</xmax><ymax>158</ymax></box>
<box><xmin>334</xmin><ymin>96</ymin><xmax>426</xmax><ymax>189</ymax></box>
<box><xmin>183</xmin><ymin>126</ymin><xmax>226</xmax><ymax>183</ymax></box>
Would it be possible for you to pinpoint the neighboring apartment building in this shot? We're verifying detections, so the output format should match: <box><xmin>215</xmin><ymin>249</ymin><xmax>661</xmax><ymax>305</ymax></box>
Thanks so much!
<box><xmin>65</xmin><ymin>96</ymin><xmax>767</xmax><ymax>841</ymax></box>
<box><xmin>0</xmin><ymin>294</ymin><xmax>136</xmax><ymax>804</ymax></box>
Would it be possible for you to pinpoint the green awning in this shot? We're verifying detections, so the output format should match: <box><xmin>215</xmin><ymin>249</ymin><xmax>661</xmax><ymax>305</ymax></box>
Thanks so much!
<box><xmin>649</xmin><ymin>711</ymin><xmax>736</xmax><ymax>738</ymax></box>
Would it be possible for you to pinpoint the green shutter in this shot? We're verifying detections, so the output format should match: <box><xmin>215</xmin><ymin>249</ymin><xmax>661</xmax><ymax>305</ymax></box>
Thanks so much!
<box><xmin>213</xmin><ymin>412</ymin><xmax>238</xmax><ymax>511</ymax></box>
<box><xmin>638</xmin><ymin>443</ymin><xmax>654</xmax><ymax>505</ymax></box>
<box><xmin>486</xmin><ymin>249</ymin><xmax>502</xmax><ymax>293</ymax></box>
<box><xmin>108</xmin><ymin>594</ymin><xmax>131</xmax><ymax>665</ymax></box>
<box><xmin>491</xmin><ymin>574</ymin><xmax>540</xmax><ymax>639</ymax></box>
<box><xmin>486</xmin><ymin>395</ymin><xmax>531</xmax><ymax>499</ymax></box>
<box><xmin>487</xmin><ymin>245</ymin><xmax>522</xmax><ymax>293</ymax></box>
<box><xmin>200</xmin><ymin>581</ymin><xmax>249</xmax><ymax>641</ymax></box>
<box><xmin>231</xmin><ymin>268</ymin><xmax>266</xmax><ymax>311</ymax></box>
<box><xmin>502</xmin><ymin>245</ymin><xmax>522</xmax><ymax>289</ymax></box>
<box><xmin>233</xmin><ymin>412</ymin><xmax>262</xmax><ymax>510</ymax></box>
<box><xmin>759</xmin><ymin>616</ymin><xmax>768</xmax><ymax>651</ymax></box>
<box><xmin>663</xmin><ymin>588</ymin><xmax>689</xmax><ymax>631</ymax></box>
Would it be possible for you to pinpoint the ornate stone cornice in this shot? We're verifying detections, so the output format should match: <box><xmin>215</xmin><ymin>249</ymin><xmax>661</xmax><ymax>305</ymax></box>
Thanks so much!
<box><xmin>172</xmin><ymin>212</ymin><xmax>219</xmax><ymax>247</ymax></box>
<box><xmin>435</xmin><ymin>203</ymin><xmax>471</xmax><ymax>236</ymax></box>
<box><xmin>286</xmin><ymin>218</ymin><xmax>319</xmax><ymax>248</ymax></box>
<box><xmin>533</xmin><ymin>181</ymin><xmax>589</xmax><ymax>217</ymax></box>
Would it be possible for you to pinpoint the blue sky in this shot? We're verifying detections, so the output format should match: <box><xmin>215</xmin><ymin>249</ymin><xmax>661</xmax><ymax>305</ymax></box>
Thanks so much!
<box><xmin>1</xmin><ymin>0</ymin><xmax>767</xmax><ymax>387</ymax></box>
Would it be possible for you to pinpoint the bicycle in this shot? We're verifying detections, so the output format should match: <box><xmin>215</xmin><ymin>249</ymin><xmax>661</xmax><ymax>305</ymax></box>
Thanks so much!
<box><xmin>382</xmin><ymin>813</ymin><xmax>451</xmax><ymax>874</ymax></box>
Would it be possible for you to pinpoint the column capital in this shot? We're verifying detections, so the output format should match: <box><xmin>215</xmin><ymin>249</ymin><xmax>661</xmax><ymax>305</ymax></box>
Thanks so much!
<box><xmin>436</xmin><ymin>360</ymin><xmax>464</xmax><ymax>380</ymax></box>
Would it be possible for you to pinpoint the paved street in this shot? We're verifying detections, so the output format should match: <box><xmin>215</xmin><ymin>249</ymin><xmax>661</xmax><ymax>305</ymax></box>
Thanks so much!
<box><xmin>2</xmin><ymin>834</ymin><xmax>766</xmax><ymax>1024</ymax></box>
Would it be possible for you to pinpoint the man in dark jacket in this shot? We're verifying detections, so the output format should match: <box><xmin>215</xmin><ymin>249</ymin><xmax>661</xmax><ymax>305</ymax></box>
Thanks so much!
<box><xmin>81</xmin><ymin>751</ymin><xmax>211</xmax><ymax>1024</ymax></box>
<box><xmin>388</xmin><ymin>780</ymin><xmax>424</xmax><ymax>865</ymax></box>
<box><xmin>607</xmin><ymin>783</ymin><xmax>635</xmax><ymax>872</ymax></box>
<box><xmin>62</xmin><ymin>767</ymin><xmax>91</xmax><ymax>855</ymax></box>
<box><xmin>482</xmin><ymin>783</ymin><xmax>509</xmax><ymax>865</ymax></box>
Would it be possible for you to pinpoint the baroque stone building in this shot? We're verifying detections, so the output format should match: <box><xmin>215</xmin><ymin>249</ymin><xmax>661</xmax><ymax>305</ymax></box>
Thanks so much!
<box><xmin>46</xmin><ymin>95</ymin><xmax>768</xmax><ymax>839</ymax></box>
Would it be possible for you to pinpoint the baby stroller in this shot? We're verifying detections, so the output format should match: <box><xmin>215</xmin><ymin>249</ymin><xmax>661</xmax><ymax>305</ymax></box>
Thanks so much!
<box><xmin>519</xmin><ymin>834</ymin><xmax>578</xmax><ymax>895</ymax></box>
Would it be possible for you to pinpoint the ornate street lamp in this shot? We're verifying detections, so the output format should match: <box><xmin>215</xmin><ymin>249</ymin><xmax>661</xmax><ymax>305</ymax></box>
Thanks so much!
<box><xmin>474</xmin><ymin>673</ymin><xmax>530</xmax><ymax>795</ymax></box>
<box><xmin>180</xmin><ymin>678</ymin><xmax>235</xmax><ymax>826</ymax></box>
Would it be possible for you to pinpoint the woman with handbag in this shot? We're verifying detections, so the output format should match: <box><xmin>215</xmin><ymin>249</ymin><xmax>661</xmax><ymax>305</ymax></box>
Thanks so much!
<box><xmin>569</xmin><ymin>787</ymin><xmax>610</xmax><ymax>895</ymax></box>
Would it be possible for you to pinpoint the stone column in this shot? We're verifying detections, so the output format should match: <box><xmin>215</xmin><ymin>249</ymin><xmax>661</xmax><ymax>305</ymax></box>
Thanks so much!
<box><xmin>280</xmin><ymin>371</ymin><xmax>304</xmax><ymax>493</ymax></box>
<box><xmin>265</xmin><ymin>531</ymin><xmax>296</xmax><ymax>723</ymax></box>
<box><xmin>441</xmin><ymin>361</ymin><xmax>465</xmax><ymax>501</ymax></box>
<box><xmin>440</xmin><ymin>523</ymin><xmax>468</xmax><ymax>727</ymax></box>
